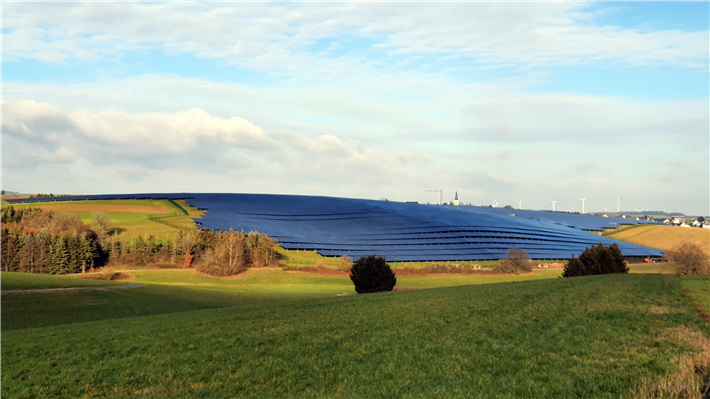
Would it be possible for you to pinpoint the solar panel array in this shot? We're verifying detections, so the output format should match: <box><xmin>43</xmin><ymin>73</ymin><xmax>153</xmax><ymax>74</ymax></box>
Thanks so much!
<box><xmin>6</xmin><ymin>193</ymin><xmax>664</xmax><ymax>261</ymax></box>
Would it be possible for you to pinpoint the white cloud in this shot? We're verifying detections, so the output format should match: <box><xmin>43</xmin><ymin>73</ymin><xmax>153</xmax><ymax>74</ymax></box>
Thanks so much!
<box><xmin>3</xmin><ymin>3</ymin><xmax>707</xmax><ymax>69</ymax></box>
<box><xmin>2</xmin><ymin>94</ymin><xmax>707</xmax><ymax>214</ymax></box>
<box><xmin>1</xmin><ymin>99</ymin><xmax>439</xmax><ymax>197</ymax></box>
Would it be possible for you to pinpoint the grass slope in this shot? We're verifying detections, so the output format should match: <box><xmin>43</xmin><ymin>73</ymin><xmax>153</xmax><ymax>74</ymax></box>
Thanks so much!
<box><xmin>1</xmin><ymin>272</ymin><xmax>126</xmax><ymax>291</ymax></box>
<box><xmin>605</xmin><ymin>224</ymin><xmax>710</xmax><ymax>252</ymax></box>
<box><xmin>2</xmin><ymin>269</ymin><xmax>565</xmax><ymax>331</ymax></box>
<box><xmin>682</xmin><ymin>275</ymin><xmax>710</xmax><ymax>316</ymax></box>
<box><xmin>3</xmin><ymin>274</ymin><xmax>705</xmax><ymax>398</ymax></box>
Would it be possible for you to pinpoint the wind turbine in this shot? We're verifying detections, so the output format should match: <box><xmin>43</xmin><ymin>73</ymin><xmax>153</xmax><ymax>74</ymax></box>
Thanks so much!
<box><xmin>492</xmin><ymin>199</ymin><xmax>500</xmax><ymax>208</ymax></box>
<box><xmin>616</xmin><ymin>198</ymin><xmax>620</xmax><ymax>213</ymax></box>
<box><xmin>568</xmin><ymin>206</ymin><xmax>575</xmax><ymax>212</ymax></box>
<box><xmin>603</xmin><ymin>207</ymin><xmax>607</xmax><ymax>213</ymax></box>
<box><xmin>519</xmin><ymin>199</ymin><xmax>522</xmax><ymax>209</ymax></box>
<box><xmin>580</xmin><ymin>198</ymin><xmax>586</xmax><ymax>214</ymax></box>
<box><xmin>550</xmin><ymin>200</ymin><xmax>557</xmax><ymax>212</ymax></box>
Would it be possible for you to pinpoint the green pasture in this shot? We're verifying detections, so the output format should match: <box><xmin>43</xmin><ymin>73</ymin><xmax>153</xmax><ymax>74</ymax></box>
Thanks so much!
<box><xmin>3</xmin><ymin>199</ymin><xmax>203</xmax><ymax>239</ymax></box>
<box><xmin>6</xmin><ymin>199</ymin><xmax>173</xmax><ymax>208</ymax></box>
<box><xmin>682</xmin><ymin>275</ymin><xmax>710</xmax><ymax>313</ymax></box>
<box><xmin>3</xmin><ymin>273</ymin><xmax>708</xmax><ymax>398</ymax></box>
<box><xmin>1</xmin><ymin>272</ymin><xmax>127</xmax><ymax>291</ymax></box>
<box><xmin>278</xmin><ymin>248</ymin><xmax>569</xmax><ymax>270</ymax></box>
<box><xmin>1</xmin><ymin>268</ymin><xmax>567</xmax><ymax>331</ymax></box>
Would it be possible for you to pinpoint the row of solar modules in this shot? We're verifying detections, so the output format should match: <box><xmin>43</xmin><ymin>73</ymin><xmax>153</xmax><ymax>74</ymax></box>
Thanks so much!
<box><xmin>6</xmin><ymin>193</ymin><xmax>663</xmax><ymax>261</ymax></box>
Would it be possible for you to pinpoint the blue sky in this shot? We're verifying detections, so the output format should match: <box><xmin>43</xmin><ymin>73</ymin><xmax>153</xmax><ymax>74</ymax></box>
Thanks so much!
<box><xmin>2</xmin><ymin>2</ymin><xmax>708</xmax><ymax>215</ymax></box>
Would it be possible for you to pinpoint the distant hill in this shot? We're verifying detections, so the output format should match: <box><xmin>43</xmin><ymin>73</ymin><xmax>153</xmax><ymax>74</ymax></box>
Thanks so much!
<box><xmin>603</xmin><ymin>211</ymin><xmax>686</xmax><ymax>218</ymax></box>
<box><xmin>605</xmin><ymin>224</ymin><xmax>710</xmax><ymax>253</ymax></box>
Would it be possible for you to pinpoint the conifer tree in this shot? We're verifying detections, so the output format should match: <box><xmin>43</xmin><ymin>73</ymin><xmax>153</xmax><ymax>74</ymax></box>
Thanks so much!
<box><xmin>50</xmin><ymin>235</ymin><xmax>71</xmax><ymax>274</ymax></box>
<box><xmin>1</xmin><ymin>229</ymin><xmax>19</xmax><ymax>272</ymax></box>
<box><xmin>562</xmin><ymin>243</ymin><xmax>628</xmax><ymax>277</ymax></box>
<box><xmin>349</xmin><ymin>255</ymin><xmax>397</xmax><ymax>294</ymax></box>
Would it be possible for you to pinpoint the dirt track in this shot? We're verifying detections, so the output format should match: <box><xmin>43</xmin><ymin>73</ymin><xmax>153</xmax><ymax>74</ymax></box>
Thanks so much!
<box><xmin>32</xmin><ymin>205</ymin><xmax>170</xmax><ymax>214</ymax></box>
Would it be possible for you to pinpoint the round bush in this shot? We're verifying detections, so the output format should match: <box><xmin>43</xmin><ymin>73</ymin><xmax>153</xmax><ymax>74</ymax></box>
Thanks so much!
<box><xmin>562</xmin><ymin>242</ymin><xmax>628</xmax><ymax>277</ymax></box>
<box><xmin>349</xmin><ymin>255</ymin><xmax>397</xmax><ymax>294</ymax></box>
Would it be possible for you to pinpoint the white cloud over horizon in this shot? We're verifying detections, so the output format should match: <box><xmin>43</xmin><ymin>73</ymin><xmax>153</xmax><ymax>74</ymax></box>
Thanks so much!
<box><xmin>2</xmin><ymin>97</ymin><xmax>707</xmax><ymax>215</ymax></box>
<box><xmin>1</xmin><ymin>2</ymin><xmax>708</xmax><ymax>215</ymax></box>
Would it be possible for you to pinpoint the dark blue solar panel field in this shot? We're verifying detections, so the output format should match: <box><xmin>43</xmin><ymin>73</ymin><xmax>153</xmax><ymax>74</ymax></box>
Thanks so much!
<box><xmin>7</xmin><ymin>193</ymin><xmax>663</xmax><ymax>261</ymax></box>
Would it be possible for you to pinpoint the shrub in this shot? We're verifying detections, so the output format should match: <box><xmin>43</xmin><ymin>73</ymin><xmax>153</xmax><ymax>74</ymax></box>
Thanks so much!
<box><xmin>337</xmin><ymin>255</ymin><xmax>353</xmax><ymax>272</ymax></box>
<box><xmin>196</xmin><ymin>233</ymin><xmax>246</xmax><ymax>276</ymax></box>
<box><xmin>426</xmin><ymin>263</ymin><xmax>473</xmax><ymax>274</ymax></box>
<box><xmin>562</xmin><ymin>243</ymin><xmax>628</xmax><ymax>277</ymax></box>
<box><xmin>349</xmin><ymin>255</ymin><xmax>397</xmax><ymax>294</ymax></box>
<box><xmin>494</xmin><ymin>248</ymin><xmax>532</xmax><ymax>274</ymax></box>
<box><xmin>663</xmin><ymin>242</ymin><xmax>710</xmax><ymax>275</ymax></box>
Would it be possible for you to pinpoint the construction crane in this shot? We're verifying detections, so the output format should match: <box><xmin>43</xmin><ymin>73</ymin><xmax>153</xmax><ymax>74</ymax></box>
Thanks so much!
<box><xmin>425</xmin><ymin>189</ymin><xmax>443</xmax><ymax>205</ymax></box>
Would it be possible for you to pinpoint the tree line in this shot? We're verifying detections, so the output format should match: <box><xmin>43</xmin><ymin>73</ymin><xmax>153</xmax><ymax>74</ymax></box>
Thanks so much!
<box><xmin>0</xmin><ymin>205</ymin><xmax>278</xmax><ymax>276</ymax></box>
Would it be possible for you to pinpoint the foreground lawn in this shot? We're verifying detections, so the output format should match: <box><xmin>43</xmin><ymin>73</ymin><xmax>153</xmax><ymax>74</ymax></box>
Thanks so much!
<box><xmin>1</xmin><ymin>272</ymin><xmax>127</xmax><ymax>291</ymax></box>
<box><xmin>681</xmin><ymin>274</ymin><xmax>710</xmax><ymax>317</ymax></box>
<box><xmin>3</xmin><ymin>274</ymin><xmax>706</xmax><ymax>398</ymax></box>
<box><xmin>2</xmin><ymin>269</ymin><xmax>564</xmax><ymax>331</ymax></box>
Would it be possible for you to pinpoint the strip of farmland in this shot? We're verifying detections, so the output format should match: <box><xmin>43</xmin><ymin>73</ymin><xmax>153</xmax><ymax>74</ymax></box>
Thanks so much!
<box><xmin>30</xmin><ymin>205</ymin><xmax>170</xmax><ymax>214</ymax></box>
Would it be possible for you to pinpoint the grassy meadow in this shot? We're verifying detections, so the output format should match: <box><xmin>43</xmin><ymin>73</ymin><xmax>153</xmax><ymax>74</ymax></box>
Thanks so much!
<box><xmin>3</xmin><ymin>272</ymin><xmax>709</xmax><ymax>398</ymax></box>
<box><xmin>4</xmin><ymin>199</ymin><xmax>203</xmax><ymax>239</ymax></box>
<box><xmin>1</xmin><ymin>272</ymin><xmax>127</xmax><ymax>291</ymax></box>
<box><xmin>3</xmin><ymin>198</ymin><xmax>710</xmax><ymax>397</ymax></box>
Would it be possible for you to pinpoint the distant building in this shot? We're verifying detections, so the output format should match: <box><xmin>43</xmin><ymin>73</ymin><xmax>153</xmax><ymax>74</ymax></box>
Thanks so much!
<box><xmin>453</xmin><ymin>191</ymin><xmax>459</xmax><ymax>206</ymax></box>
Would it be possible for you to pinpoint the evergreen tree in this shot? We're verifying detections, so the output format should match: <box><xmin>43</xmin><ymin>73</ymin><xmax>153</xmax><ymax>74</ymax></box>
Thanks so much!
<box><xmin>562</xmin><ymin>243</ymin><xmax>628</xmax><ymax>277</ymax></box>
<box><xmin>1</xmin><ymin>229</ymin><xmax>20</xmax><ymax>272</ymax></box>
<box><xmin>349</xmin><ymin>255</ymin><xmax>397</xmax><ymax>294</ymax></box>
<box><xmin>50</xmin><ymin>235</ymin><xmax>70</xmax><ymax>274</ymax></box>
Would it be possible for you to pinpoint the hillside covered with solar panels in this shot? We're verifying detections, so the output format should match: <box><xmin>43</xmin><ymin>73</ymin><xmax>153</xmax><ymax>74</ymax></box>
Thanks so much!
<box><xmin>6</xmin><ymin>193</ymin><xmax>664</xmax><ymax>261</ymax></box>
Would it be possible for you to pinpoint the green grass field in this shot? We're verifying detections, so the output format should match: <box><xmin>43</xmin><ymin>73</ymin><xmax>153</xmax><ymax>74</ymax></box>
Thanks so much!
<box><xmin>1</xmin><ymin>269</ymin><xmax>565</xmax><ymax>331</ymax></box>
<box><xmin>3</xmin><ymin>199</ymin><xmax>710</xmax><ymax>397</ymax></box>
<box><xmin>3</xmin><ymin>199</ymin><xmax>203</xmax><ymax>239</ymax></box>
<box><xmin>1</xmin><ymin>272</ymin><xmax>127</xmax><ymax>291</ymax></box>
<box><xmin>682</xmin><ymin>275</ymin><xmax>710</xmax><ymax>315</ymax></box>
<box><xmin>3</xmin><ymin>272</ymin><xmax>709</xmax><ymax>398</ymax></box>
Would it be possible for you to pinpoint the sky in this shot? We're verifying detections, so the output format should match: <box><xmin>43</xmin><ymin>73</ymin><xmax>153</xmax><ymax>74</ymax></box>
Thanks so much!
<box><xmin>2</xmin><ymin>2</ymin><xmax>708</xmax><ymax>215</ymax></box>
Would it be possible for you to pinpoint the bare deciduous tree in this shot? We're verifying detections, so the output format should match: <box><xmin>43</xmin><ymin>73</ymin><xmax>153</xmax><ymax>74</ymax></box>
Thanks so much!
<box><xmin>494</xmin><ymin>248</ymin><xmax>533</xmax><ymax>274</ymax></box>
<box><xmin>663</xmin><ymin>242</ymin><xmax>710</xmax><ymax>275</ymax></box>
<box><xmin>91</xmin><ymin>212</ymin><xmax>113</xmax><ymax>242</ymax></box>
<box><xmin>175</xmin><ymin>230</ymin><xmax>199</xmax><ymax>255</ymax></box>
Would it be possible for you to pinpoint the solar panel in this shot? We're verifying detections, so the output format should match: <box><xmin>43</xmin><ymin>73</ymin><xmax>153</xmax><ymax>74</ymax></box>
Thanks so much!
<box><xmin>6</xmin><ymin>193</ymin><xmax>664</xmax><ymax>261</ymax></box>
